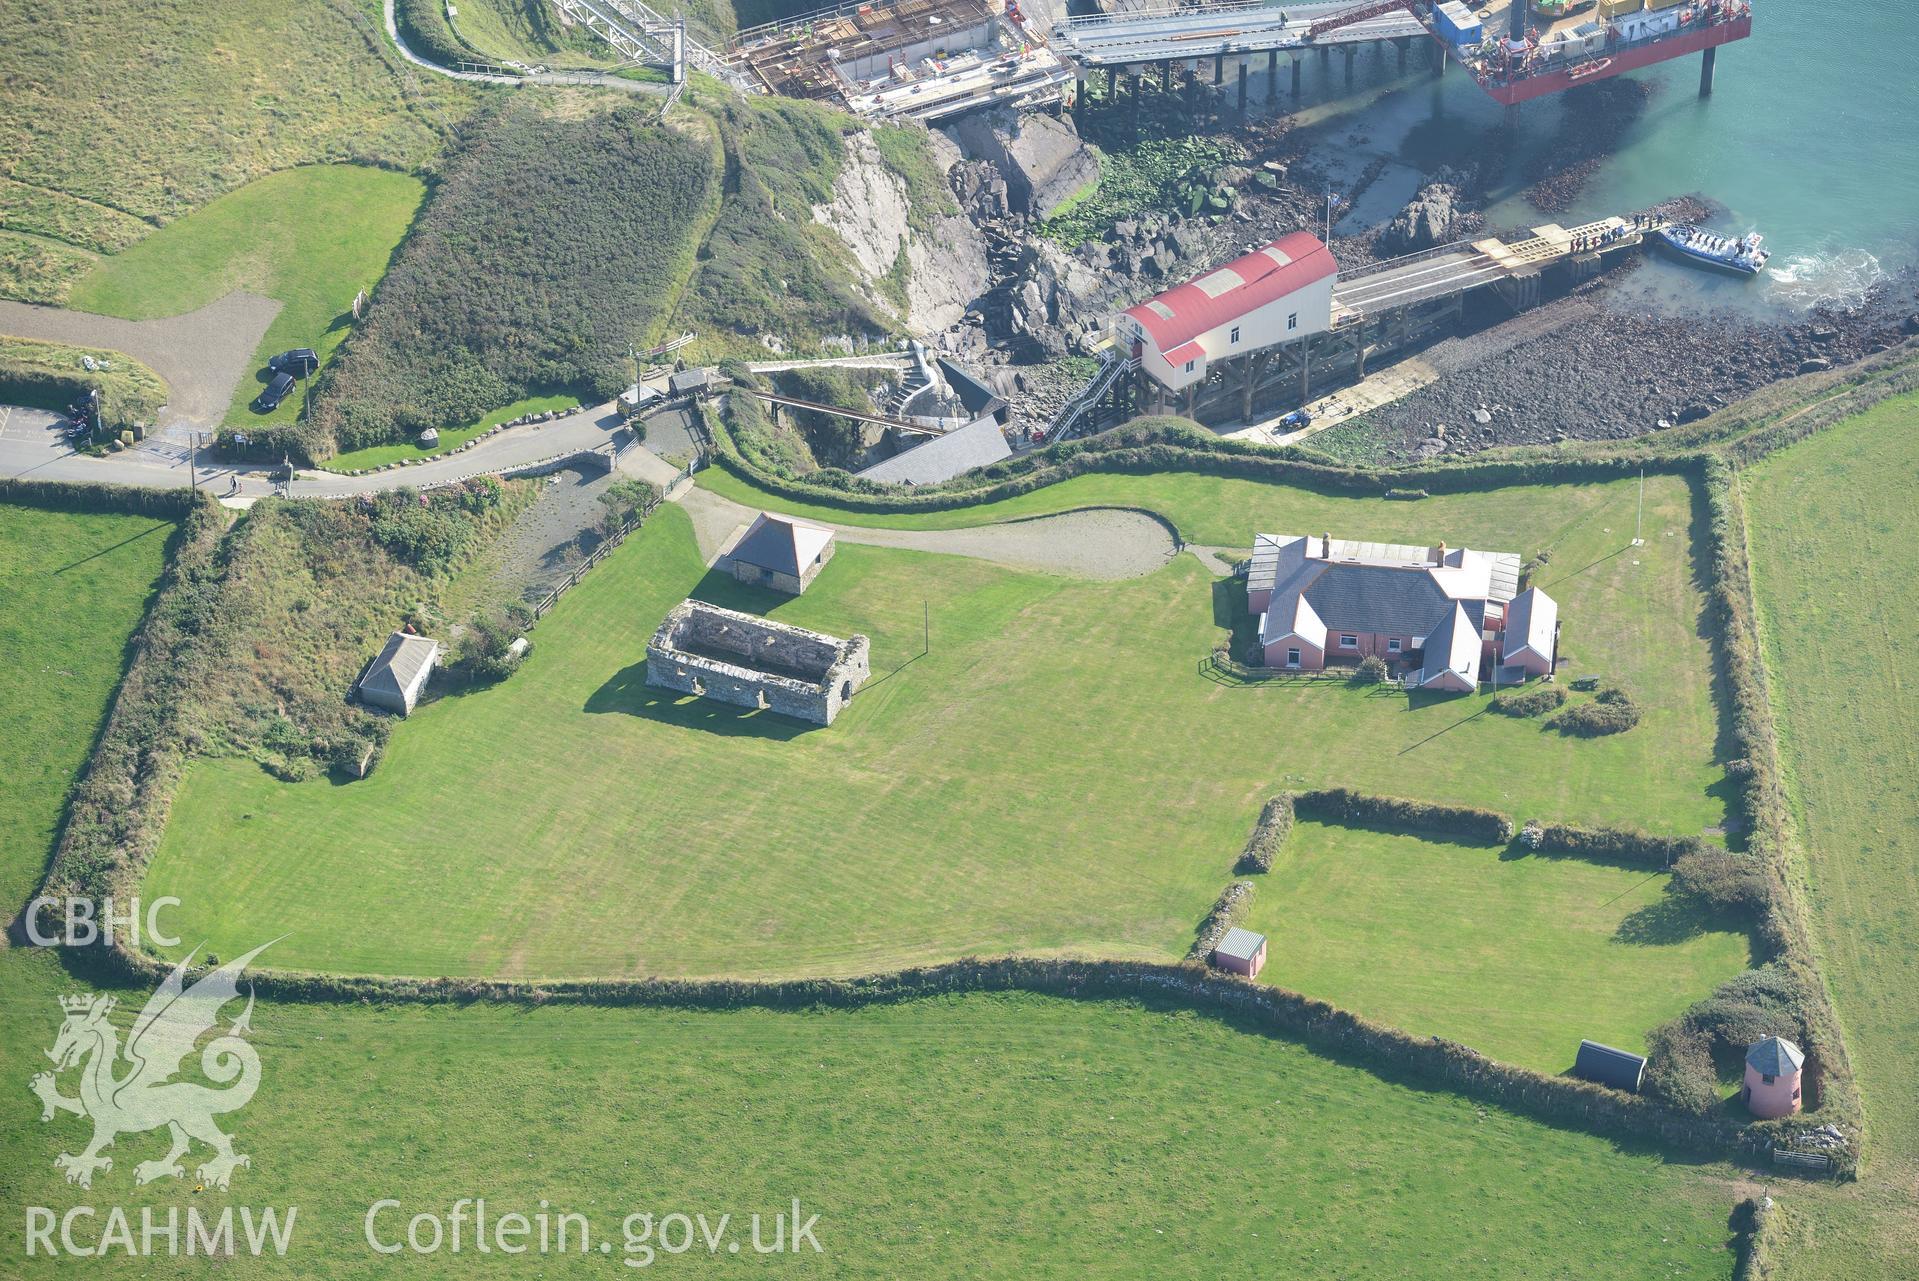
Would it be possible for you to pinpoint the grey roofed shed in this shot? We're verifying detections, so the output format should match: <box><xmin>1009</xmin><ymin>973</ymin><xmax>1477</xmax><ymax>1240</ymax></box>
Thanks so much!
<box><xmin>1213</xmin><ymin>927</ymin><xmax>1267</xmax><ymax>965</ymax></box>
<box><xmin>669</xmin><ymin>367</ymin><xmax>715</xmax><ymax>396</ymax></box>
<box><xmin>357</xmin><ymin>631</ymin><xmax>441</xmax><ymax>716</ymax></box>
<box><xmin>1572</xmin><ymin>1039</ymin><xmax>1647</xmax><ymax>1092</ymax></box>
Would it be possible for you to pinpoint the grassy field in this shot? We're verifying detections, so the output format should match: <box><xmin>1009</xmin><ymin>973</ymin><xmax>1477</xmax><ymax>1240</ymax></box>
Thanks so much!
<box><xmin>0</xmin><ymin>0</ymin><xmax>459</xmax><ymax>300</ymax></box>
<box><xmin>1745</xmin><ymin>390</ymin><xmax>1919</xmax><ymax>1277</ymax></box>
<box><xmin>318</xmin><ymin>392</ymin><xmax>580</xmax><ymax>472</ymax></box>
<box><xmin>0</xmin><ymin>501</ymin><xmax>1746</xmax><ymax>1279</ymax></box>
<box><xmin>67</xmin><ymin>166</ymin><xmax>426</xmax><ymax>427</ymax></box>
<box><xmin>1239</xmin><ymin>820</ymin><xmax>1753</xmax><ymax>1072</ymax></box>
<box><xmin>147</xmin><ymin>467</ymin><xmax>1728</xmax><ymax>981</ymax></box>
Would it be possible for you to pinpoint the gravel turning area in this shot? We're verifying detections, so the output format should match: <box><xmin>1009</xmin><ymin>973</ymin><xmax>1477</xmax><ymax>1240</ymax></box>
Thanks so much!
<box><xmin>681</xmin><ymin>486</ymin><xmax>1178</xmax><ymax>580</ymax></box>
<box><xmin>0</xmin><ymin>292</ymin><xmax>280</xmax><ymax>434</ymax></box>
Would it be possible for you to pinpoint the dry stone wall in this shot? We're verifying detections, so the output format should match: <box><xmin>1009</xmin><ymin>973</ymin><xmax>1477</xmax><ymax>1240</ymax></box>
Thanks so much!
<box><xmin>645</xmin><ymin>600</ymin><xmax>870</xmax><ymax>726</ymax></box>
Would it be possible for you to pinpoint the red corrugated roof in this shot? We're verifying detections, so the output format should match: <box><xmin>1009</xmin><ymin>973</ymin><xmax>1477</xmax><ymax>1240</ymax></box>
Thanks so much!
<box><xmin>1122</xmin><ymin>231</ymin><xmax>1336</xmax><ymax>352</ymax></box>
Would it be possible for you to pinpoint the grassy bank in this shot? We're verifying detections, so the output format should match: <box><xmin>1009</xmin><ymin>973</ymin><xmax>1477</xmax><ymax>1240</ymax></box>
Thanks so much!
<box><xmin>1746</xmin><ymin>390</ymin><xmax>1919</xmax><ymax>1276</ymax></box>
<box><xmin>0</xmin><ymin>335</ymin><xmax>169</xmax><ymax>434</ymax></box>
<box><xmin>318</xmin><ymin>392</ymin><xmax>580</xmax><ymax>472</ymax></box>
<box><xmin>67</xmin><ymin>166</ymin><xmax>426</xmax><ymax>428</ymax></box>
<box><xmin>0</xmin><ymin>0</ymin><xmax>460</xmax><ymax>301</ymax></box>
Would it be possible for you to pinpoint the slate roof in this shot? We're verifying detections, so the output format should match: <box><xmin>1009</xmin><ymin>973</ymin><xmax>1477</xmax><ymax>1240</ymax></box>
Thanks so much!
<box><xmin>855</xmin><ymin>414</ymin><xmax>1013</xmax><ymax>486</ymax></box>
<box><xmin>359</xmin><ymin>632</ymin><xmax>439</xmax><ymax>702</ymax></box>
<box><xmin>1573</xmin><ymin>1039</ymin><xmax>1647</xmax><ymax>1092</ymax></box>
<box><xmin>1123</xmin><ymin>232</ymin><xmax>1336</xmax><ymax>353</ymax></box>
<box><xmin>1250</xmin><ymin>533</ymin><xmax>1516</xmax><ymax>644</ymax></box>
<box><xmin>1419</xmin><ymin>600</ymin><xmax>1482</xmax><ymax>688</ymax></box>
<box><xmin>1258</xmin><ymin>589</ymin><xmax>1327</xmax><ymax>650</ymax></box>
<box><xmin>729</xmin><ymin>513</ymin><xmax>835</xmax><ymax>577</ymax></box>
<box><xmin>1746</xmin><ymin>1036</ymin><xmax>1805</xmax><ymax>1075</ymax></box>
<box><xmin>1214</xmin><ymin>927</ymin><xmax>1267</xmax><ymax>963</ymax></box>
<box><xmin>1503</xmin><ymin>586</ymin><xmax>1558</xmax><ymax>661</ymax></box>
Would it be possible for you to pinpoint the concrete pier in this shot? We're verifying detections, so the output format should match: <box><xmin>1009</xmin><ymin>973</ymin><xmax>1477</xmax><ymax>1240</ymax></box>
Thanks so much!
<box><xmin>1699</xmin><ymin>45</ymin><xmax>1716</xmax><ymax>97</ymax></box>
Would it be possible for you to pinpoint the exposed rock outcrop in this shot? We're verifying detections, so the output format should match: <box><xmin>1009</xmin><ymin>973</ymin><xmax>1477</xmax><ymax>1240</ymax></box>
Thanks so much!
<box><xmin>812</xmin><ymin>129</ymin><xmax>989</xmax><ymax>335</ymax></box>
<box><xmin>1379</xmin><ymin>177</ymin><xmax>1470</xmax><ymax>255</ymax></box>
<box><xmin>948</xmin><ymin>108</ymin><xmax>1099</xmax><ymax>220</ymax></box>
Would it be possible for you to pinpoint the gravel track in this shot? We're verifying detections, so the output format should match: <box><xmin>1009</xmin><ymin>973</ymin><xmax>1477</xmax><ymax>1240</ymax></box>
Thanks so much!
<box><xmin>0</xmin><ymin>292</ymin><xmax>280</xmax><ymax>433</ymax></box>
<box><xmin>681</xmin><ymin>486</ymin><xmax>1178</xmax><ymax>580</ymax></box>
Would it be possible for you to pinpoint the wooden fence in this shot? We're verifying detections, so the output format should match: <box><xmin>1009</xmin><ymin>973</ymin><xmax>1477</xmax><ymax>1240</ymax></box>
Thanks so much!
<box><xmin>527</xmin><ymin>450</ymin><xmax>703</xmax><ymax>623</ymax></box>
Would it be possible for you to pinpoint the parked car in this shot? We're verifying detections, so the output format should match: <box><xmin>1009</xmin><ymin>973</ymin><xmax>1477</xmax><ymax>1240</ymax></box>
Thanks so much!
<box><xmin>255</xmin><ymin>371</ymin><xmax>296</xmax><ymax>412</ymax></box>
<box><xmin>267</xmin><ymin>348</ymin><xmax>319</xmax><ymax>377</ymax></box>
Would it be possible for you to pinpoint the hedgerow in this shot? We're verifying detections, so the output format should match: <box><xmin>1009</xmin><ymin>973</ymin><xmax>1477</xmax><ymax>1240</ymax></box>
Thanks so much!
<box><xmin>1531</xmin><ymin>823</ymin><xmax>1700</xmax><ymax>869</ymax></box>
<box><xmin>1188</xmin><ymin>880</ymin><xmax>1254</xmax><ymax>962</ymax></box>
<box><xmin>1295</xmin><ymin>787</ymin><xmax>1514</xmax><ymax>844</ymax></box>
<box><xmin>308</xmin><ymin>96</ymin><xmax>717</xmax><ymax>459</ymax></box>
<box><xmin>1234</xmin><ymin>794</ymin><xmax>1294</xmax><ymax>874</ymax></box>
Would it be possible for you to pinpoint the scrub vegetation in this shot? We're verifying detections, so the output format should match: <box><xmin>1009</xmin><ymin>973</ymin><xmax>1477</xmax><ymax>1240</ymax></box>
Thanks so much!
<box><xmin>308</xmin><ymin>96</ymin><xmax>717</xmax><ymax>460</ymax></box>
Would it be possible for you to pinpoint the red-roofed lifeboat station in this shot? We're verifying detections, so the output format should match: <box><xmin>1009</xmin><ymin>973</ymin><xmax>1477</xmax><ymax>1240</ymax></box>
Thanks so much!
<box><xmin>1118</xmin><ymin>231</ymin><xmax>1340</xmax><ymax>420</ymax></box>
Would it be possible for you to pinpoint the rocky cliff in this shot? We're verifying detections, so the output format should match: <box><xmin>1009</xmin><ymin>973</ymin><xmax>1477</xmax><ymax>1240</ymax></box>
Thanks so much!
<box><xmin>811</xmin><ymin>129</ymin><xmax>989</xmax><ymax>335</ymax></box>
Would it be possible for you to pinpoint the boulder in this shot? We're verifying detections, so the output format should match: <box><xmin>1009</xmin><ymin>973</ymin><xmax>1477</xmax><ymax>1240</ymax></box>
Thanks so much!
<box><xmin>949</xmin><ymin>108</ymin><xmax>1099</xmax><ymax>220</ymax></box>
<box><xmin>1379</xmin><ymin>182</ymin><xmax>1464</xmax><ymax>255</ymax></box>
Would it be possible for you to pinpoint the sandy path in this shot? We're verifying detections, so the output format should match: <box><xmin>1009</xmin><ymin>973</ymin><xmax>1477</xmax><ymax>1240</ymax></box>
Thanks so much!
<box><xmin>0</xmin><ymin>292</ymin><xmax>281</xmax><ymax>433</ymax></box>
<box><xmin>680</xmin><ymin>485</ymin><xmax>1178</xmax><ymax>580</ymax></box>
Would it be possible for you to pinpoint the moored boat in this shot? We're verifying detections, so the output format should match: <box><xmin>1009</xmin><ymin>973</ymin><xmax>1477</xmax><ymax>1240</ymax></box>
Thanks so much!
<box><xmin>1652</xmin><ymin>224</ymin><xmax>1770</xmax><ymax>277</ymax></box>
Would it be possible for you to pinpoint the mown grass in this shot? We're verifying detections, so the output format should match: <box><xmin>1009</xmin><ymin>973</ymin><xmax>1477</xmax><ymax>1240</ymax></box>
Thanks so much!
<box><xmin>1</xmin><ymin>985</ymin><xmax>1748</xmax><ymax>1279</ymax></box>
<box><xmin>318</xmin><ymin>392</ymin><xmax>580</xmax><ymax>472</ymax></box>
<box><xmin>1239</xmin><ymin>820</ymin><xmax>1753</xmax><ymax>1072</ymax></box>
<box><xmin>0</xmin><ymin>0</ymin><xmax>461</xmax><ymax>300</ymax></box>
<box><xmin>66</xmin><ymin>166</ymin><xmax>426</xmax><ymax>428</ymax></box>
<box><xmin>148</xmin><ymin>467</ymin><xmax>1728</xmax><ymax>981</ymax></box>
<box><xmin>0</xmin><ymin>504</ymin><xmax>1744</xmax><ymax>1278</ymax></box>
<box><xmin>1745</xmin><ymin>390</ymin><xmax>1919</xmax><ymax>1278</ymax></box>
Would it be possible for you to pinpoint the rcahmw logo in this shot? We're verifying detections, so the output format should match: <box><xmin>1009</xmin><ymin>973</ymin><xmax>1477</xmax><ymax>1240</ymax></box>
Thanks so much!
<box><xmin>23</xmin><ymin>940</ymin><xmax>298</xmax><ymax>1260</ymax></box>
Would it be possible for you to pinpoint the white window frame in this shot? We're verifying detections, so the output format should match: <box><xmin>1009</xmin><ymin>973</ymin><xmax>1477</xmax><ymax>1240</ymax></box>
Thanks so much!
<box><xmin>1386</xmin><ymin>638</ymin><xmax>1401</xmax><ymax>653</ymax></box>
<box><xmin>1339</xmin><ymin>634</ymin><xmax>1358</xmax><ymax>649</ymax></box>
<box><xmin>1230</xmin><ymin>325</ymin><xmax>1241</xmax><ymax>345</ymax></box>
<box><xmin>1287</xmin><ymin>312</ymin><xmax>1298</xmax><ymax>331</ymax></box>
<box><xmin>1286</xmin><ymin>648</ymin><xmax>1301</xmax><ymax>668</ymax></box>
<box><xmin>1184</xmin><ymin>359</ymin><xmax>1195</xmax><ymax>373</ymax></box>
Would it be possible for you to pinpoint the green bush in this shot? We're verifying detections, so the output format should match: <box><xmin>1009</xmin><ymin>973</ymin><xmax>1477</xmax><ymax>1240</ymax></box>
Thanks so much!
<box><xmin>1673</xmin><ymin>846</ymin><xmax>1773</xmax><ymax>913</ymax></box>
<box><xmin>1234</xmin><ymin>794</ymin><xmax>1294</xmax><ymax>874</ymax></box>
<box><xmin>1295</xmin><ymin>788</ymin><xmax>1514</xmax><ymax>844</ymax></box>
<box><xmin>1643</xmin><ymin>963</ymin><xmax>1821</xmax><ymax>1117</ymax></box>
<box><xmin>453</xmin><ymin>608</ymin><xmax>530</xmax><ymax>685</ymax></box>
<box><xmin>1350</xmin><ymin>654</ymin><xmax>1390</xmax><ymax>685</ymax></box>
<box><xmin>1491</xmin><ymin>684</ymin><xmax>1566</xmax><ymax>717</ymax></box>
<box><xmin>1552</xmin><ymin>689</ymin><xmax>1640</xmax><ymax>736</ymax></box>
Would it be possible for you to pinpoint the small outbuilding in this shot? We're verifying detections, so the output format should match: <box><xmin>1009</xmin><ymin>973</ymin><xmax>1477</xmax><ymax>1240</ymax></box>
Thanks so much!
<box><xmin>1500</xmin><ymin>585</ymin><xmax>1560</xmax><ymax>678</ymax></box>
<box><xmin>1743</xmin><ymin>1035</ymin><xmax>1805</xmax><ymax>1118</ymax></box>
<box><xmin>1211</xmin><ymin>927</ymin><xmax>1268</xmax><ymax>978</ymax></box>
<box><xmin>669</xmin><ymin>366</ymin><xmax>719</xmax><ymax>399</ymax></box>
<box><xmin>356</xmin><ymin>630</ymin><xmax>441</xmax><ymax>716</ymax></box>
<box><xmin>1572</xmin><ymin>1039</ymin><xmax>1647</xmax><ymax>1093</ymax></box>
<box><xmin>721</xmin><ymin>512</ymin><xmax>837</xmax><ymax>595</ymax></box>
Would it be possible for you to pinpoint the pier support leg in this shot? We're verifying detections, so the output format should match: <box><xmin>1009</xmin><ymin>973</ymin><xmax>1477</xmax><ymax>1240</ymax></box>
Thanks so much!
<box><xmin>1503</xmin><ymin>102</ymin><xmax>1519</xmax><ymax>131</ymax></box>
<box><xmin>1161</xmin><ymin>59</ymin><xmax>1172</xmax><ymax>92</ymax></box>
<box><xmin>1073</xmin><ymin>78</ymin><xmax>1084</xmax><ymax>111</ymax></box>
<box><xmin>1344</xmin><ymin>45</ymin><xmax>1355</xmax><ymax>84</ymax></box>
<box><xmin>1237</xmin><ymin>62</ymin><xmax>1248</xmax><ymax>114</ymax></box>
<box><xmin>1214</xmin><ymin>52</ymin><xmax>1224</xmax><ymax>84</ymax></box>
<box><xmin>1435</xmin><ymin>45</ymin><xmax>1447</xmax><ymax>77</ymax></box>
<box><xmin>1699</xmin><ymin>45</ymin><xmax>1716</xmax><ymax>97</ymax></box>
<box><xmin>1396</xmin><ymin>37</ymin><xmax>1408</xmax><ymax>71</ymax></box>
<box><xmin>1130</xmin><ymin>73</ymin><xmax>1142</xmax><ymax>122</ymax></box>
<box><xmin>1268</xmin><ymin>48</ymin><xmax>1278</xmax><ymax>97</ymax></box>
<box><xmin>1105</xmin><ymin>67</ymin><xmax>1117</xmax><ymax>99</ymax></box>
<box><xmin>1353</xmin><ymin>323</ymin><xmax>1366</xmax><ymax>379</ymax></box>
<box><xmin>1291</xmin><ymin>56</ymin><xmax>1302</xmax><ymax>95</ymax></box>
<box><xmin>1298</xmin><ymin>342</ymin><xmax>1312</xmax><ymax>403</ymax></box>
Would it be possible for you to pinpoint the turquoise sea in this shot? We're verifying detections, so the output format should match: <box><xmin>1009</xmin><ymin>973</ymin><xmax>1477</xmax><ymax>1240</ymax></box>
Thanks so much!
<box><xmin>1284</xmin><ymin>0</ymin><xmax>1919</xmax><ymax>314</ymax></box>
